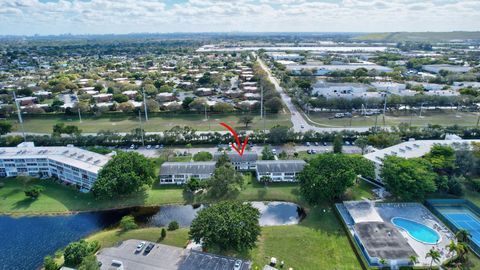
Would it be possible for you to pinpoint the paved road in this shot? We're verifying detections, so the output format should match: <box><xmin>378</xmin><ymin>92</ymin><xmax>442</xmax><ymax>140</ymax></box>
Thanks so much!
<box><xmin>256</xmin><ymin>56</ymin><xmax>371</xmax><ymax>133</ymax></box>
<box><xmin>131</xmin><ymin>144</ymin><xmax>361</xmax><ymax>158</ymax></box>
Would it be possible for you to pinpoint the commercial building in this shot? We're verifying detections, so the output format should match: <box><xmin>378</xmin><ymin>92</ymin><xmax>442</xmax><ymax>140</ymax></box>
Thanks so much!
<box><xmin>159</xmin><ymin>161</ymin><xmax>216</xmax><ymax>184</ymax></box>
<box><xmin>213</xmin><ymin>152</ymin><xmax>258</xmax><ymax>171</ymax></box>
<box><xmin>255</xmin><ymin>160</ymin><xmax>306</xmax><ymax>182</ymax></box>
<box><xmin>0</xmin><ymin>142</ymin><xmax>111</xmax><ymax>192</ymax></box>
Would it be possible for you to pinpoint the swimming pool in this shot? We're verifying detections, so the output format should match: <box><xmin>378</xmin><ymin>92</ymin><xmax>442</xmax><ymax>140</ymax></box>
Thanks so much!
<box><xmin>392</xmin><ymin>217</ymin><xmax>440</xmax><ymax>244</ymax></box>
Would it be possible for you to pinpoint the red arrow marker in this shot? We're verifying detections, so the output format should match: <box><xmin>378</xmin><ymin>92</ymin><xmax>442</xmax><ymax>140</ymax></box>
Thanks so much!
<box><xmin>220</xmin><ymin>122</ymin><xmax>249</xmax><ymax>157</ymax></box>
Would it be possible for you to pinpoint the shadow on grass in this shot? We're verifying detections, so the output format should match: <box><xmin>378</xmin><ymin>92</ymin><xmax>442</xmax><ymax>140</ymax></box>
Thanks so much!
<box><xmin>12</xmin><ymin>197</ymin><xmax>35</xmax><ymax>209</ymax></box>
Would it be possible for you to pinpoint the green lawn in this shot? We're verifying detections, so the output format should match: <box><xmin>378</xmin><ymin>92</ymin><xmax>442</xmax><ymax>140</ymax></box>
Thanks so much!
<box><xmin>11</xmin><ymin>113</ymin><xmax>292</xmax><ymax>133</ymax></box>
<box><xmin>1</xmin><ymin>176</ymin><xmax>375</xmax><ymax>269</ymax></box>
<box><xmin>307</xmin><ymin>110</ymin><xmax>480</xmax><ymax>128</ymax></box>
<box><xmin>0</xmin><ymin>175</ymin><xmax>312</xmax><ymax>214</ymax></box>
<box><xmin>86</xmin><ymin>227</ymin><xmax>190</xmax><ymax>249</ymax></box>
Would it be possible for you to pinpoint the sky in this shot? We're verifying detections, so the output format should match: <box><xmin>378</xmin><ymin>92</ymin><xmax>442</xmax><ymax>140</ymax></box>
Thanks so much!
<box><xmin>1</xmin><ymin>0</ymin><xmax>480</xmax><ymax>36</ymax></box>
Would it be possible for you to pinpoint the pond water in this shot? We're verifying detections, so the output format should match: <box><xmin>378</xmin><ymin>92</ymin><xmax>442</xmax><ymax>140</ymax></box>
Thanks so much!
<box><xmin>138</xmin><ymin>201</ymin><xmax>304</xmax><ymax>227</ymax></box>
<box><xmin>0</xmin><ymin>211</ymin><xmax>126</xmax><ymax>270</ymax></box>
<box><xmin>0</xmin><ymin>201</ymin><xmax>303</xmax><ymax>269</ymax></box>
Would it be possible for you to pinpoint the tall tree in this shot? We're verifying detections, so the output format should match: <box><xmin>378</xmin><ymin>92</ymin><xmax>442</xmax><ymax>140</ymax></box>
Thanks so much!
<box><xmin>92</xmin><ymin>152</ymin><xmax>155</xmax><ymax>198</ymax></box>
<box><xmin>239</xmin><ymin>115</ymin><xmax>254</xmax><ymax>128</ymax></box>
<box><xmin>381</xmin><ymin>156</ymin><xmax>437</xmax><ymax>200</ymax></box>
<box><xmin>298</xmin><ymin>154</ymin><xmax>373</xmax><ymax>203</ymax></box>
<box><xmin>207</xmin><ymin>163</ymin><xmax>244</xmax><ymax>198</ymax></box>
<box><xmin>189</xmin><ymin>201</ymin><xmax>260</xmax><ymax>252</ymax></box>
<box><xmin>425</xmin><ymin>248</ymin><xmax>441</xmax><ymax>269</ymax></box>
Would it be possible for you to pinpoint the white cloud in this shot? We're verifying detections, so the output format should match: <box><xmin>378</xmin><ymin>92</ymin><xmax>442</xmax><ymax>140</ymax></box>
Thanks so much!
<box><xmin>0</xmin><ymin>0</ymin><xmax>479</xmax><ymax>35</ymax></box>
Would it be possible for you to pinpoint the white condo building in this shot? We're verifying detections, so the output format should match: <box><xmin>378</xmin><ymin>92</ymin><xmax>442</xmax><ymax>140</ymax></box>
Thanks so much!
<box><xmin>0</xmin><ymin>142</ymin><xmax>111</xmax><ymax>192</ymax></box>
<box><xmin>363</xmin><ymin>136</ymin><xmax>480</xmax><ymax>184</ymax></box>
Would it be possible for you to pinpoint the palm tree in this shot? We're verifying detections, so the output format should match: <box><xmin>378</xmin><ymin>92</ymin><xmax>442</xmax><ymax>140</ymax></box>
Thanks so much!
<box><xmin>456</xmin><ymin>242</ymin><xmax>469</xmax><ymax>262</ymax></box>
<box><xmin>446</xmin><ymin>240</ymin><xmax>457</xmax><ymax>256</ymax></box>
<box><xmin>426</xmin><ymin>248</ymin><xmax>441</xmax><ymax>269</ymax></box>
<box><xmin>456</xmin><ymin>229</ymin><xmax>472</xmax><ymax>243</ymax></box>
<box><xmin>409</xmin><ymin>255</ymin><xmax>419</xmax><ymax>265</ymax></box>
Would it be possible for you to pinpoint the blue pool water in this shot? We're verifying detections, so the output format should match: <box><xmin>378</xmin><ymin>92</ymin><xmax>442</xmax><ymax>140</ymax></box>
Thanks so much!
<box><xmin>392</xmin><ymin>217</ymin><xmax>440</xmax><ymax>244</ymax></box>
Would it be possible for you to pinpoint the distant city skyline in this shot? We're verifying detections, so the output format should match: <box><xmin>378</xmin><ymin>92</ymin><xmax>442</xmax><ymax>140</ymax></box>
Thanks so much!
<box><xmin>1</xmin><ymin>0</ymin><xmax>480</xmax><ymax>36</ymax></box>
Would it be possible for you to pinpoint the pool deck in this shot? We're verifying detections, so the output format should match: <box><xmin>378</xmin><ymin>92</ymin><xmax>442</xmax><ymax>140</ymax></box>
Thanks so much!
<box><xmin>376</xmin><ymin>203</ymin><xmax>455</xmax><ymax>266</ymax></box>
<box><xmin>339</xmin><ymin>201</ymin><xmax>456</xmax><ymax>268</ymax></box>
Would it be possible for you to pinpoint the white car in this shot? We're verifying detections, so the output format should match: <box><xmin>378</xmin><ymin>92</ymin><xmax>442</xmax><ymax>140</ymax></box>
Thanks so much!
<box><xmin>135</xmin><ymin>241</ymin><xmax>146</xmax><ymax>253</ymax></box>
<box><xmin>234</xmin><ymin>260</ymin><xmax>242</xmax><ymax>270</ymax></box>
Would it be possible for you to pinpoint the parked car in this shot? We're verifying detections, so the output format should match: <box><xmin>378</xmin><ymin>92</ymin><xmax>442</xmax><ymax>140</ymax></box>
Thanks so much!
<box><xmin>272</xmin><ymin>149</ymin><xmax>277</xmax><ymax>155</ymax></box>
<box><xmin>312</xmin><ymin>149</ymin><xmax>317</xmax><ymax>154</ymax></box>
<box><xmin>129</xmin><ymin>144</ymin><xmax>135</xmax><ymax>149</ymax></box>
<box><xmin>146</xmin><ymin>145</ymin><xmax>152</xmax><ymax>149</ymax></box>
<box><xmin>155</xmin><ymin>145</ymin><xmax>160</xmax><ymax>149</ymax></box>
<box><xmin>322</xmin><ymin>142</ymin><xmax>327</xmax><ymax>146</ymax></box>
<box><xmin>135</xmin><ymin>241</ymin><xmax>146</xmax><ymax>253</ymax></box>
<box><xmin>144</xmin><ymin>243</ymin><xmax>155</xmax><ymax>254</ymax></box>
<box><xmin>307</xmin><ymin>149</ymin><xmax>312</xmax><ymax>154</ymax></box>
<box><xmin>234</xmin><ymin>260</ymin><xmax>242</xmax><ymax>270</ymax></box>
<box><xmin>314</xmin><ymin>142</ymin><xmax>319</xmax><ymax>146</ymax></box>
<box><xmin>110</xmin><ymin>260</ymin><xmax>124</xmax><ymax>270</ymax></box>
<box><xmin>305</xmin><ymin>142</ymin><xmax>311</xmax><ymax>146</ymax></box>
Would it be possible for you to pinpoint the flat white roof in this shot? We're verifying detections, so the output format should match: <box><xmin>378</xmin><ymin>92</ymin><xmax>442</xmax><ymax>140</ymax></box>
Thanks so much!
<box><xmin>0</xmin><ymin>143</ymin><xmax>111</xmax><ymax>174</ymax></box>
<box><xmin>364</xmin><ymin>139</ymin><xmax>480</xmax><ymax>165</ymax></box>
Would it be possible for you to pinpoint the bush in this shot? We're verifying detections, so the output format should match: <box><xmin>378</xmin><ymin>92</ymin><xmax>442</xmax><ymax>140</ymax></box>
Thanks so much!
<box><xmin>119</xmin><ymin>215</ymin><xmax>138</xmax><ymax>231</ymax></box>
<box><xmin>193</xmin><ymin>151</ymin><xmax>212</xmax><ymax>161</ymax></box>
<box><xmin>168</xmin><ymin>221</ymin><xmax>179</xmax><ymax>231</ymax></box>
<box><xmin>43</xmin><ymin>255</ymin><xmax>58</xmax><ymax>270</ymax></box>
<box><xmin>64</xmin><ymin>240</ymin><xmax>98</xmax><ymax>267</ymax></box>
<box><xmin>161</xmin><ymin>228</ymin><xmax>167</xmax><ymax>239</ymax></box>
<box><xmin>470</xmin><ymin>178</ymin><xmax>480</xmax><ymax>192</ymax></box>
<box><xmin>24</xmin><ymin>185</ymin><xmax>45</xmax><ymax>199</ymax></box>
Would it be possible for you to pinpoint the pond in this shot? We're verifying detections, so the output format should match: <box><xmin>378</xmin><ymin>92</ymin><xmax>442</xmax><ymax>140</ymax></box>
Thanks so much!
<box><xmin>137</xmin><ymin>201</ymin><xmax>304</xmax><ymax>227</ymax></box>
<box><xmin>0</xmin><ymin>211</ymin><xmax>126</xmax><ymax>270</ymax></box>
<box><xmin>0</xmin><ymin>201</ymin><xmax>304</xmax><ymax>269</ymax></box>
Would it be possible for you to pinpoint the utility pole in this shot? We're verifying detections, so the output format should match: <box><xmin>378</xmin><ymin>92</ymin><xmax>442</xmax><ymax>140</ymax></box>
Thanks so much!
<box><xmin>382</xmin><ymin>93</ymin><xmax>387</xmax><ymax>127</ymax></box>
<box><xmin>143</xmin><ymin>87</ymin><xmax>148</xmax><ymax>122</ymax></box>
<box><xmin>138</xmin><ymin>109</ymin><xmax>144</xmax><ymax>146</ymax></box>
<box><xmin>260</xmin><ymin>86</ymin><xmax>264</xmax><ymax>119</ymax></box>
<box><xmin>13</xmin><ymin>91</ymin><xmax>26</xmax><ymax>141</ymax></box>
<box><xmin>77</xmin><ymin>106</ymin><xmax>82</xmax><ymax>123</ymax></box>
<box><xmin>204</xmin><ymin>103</ymin><xmax>208</xmax><ymax>121</ymax></box>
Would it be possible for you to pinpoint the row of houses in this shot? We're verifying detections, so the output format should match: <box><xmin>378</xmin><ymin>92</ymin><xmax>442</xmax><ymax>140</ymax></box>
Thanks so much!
<box><xmin>159</xmin><ymin>152</ymin><xmax>306</xmax><ymax>184</ymax></box>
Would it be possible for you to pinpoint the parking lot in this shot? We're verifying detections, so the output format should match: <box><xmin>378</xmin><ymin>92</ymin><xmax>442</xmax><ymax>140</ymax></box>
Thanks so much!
<box><xmin>97</xmin><ymin>239</ymin><xmax>251</xmax><ymax>270</ymax></box>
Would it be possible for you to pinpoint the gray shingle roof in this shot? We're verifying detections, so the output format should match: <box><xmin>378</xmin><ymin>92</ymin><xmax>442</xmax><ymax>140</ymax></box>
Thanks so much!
<box><xmin>160</xmin><ymin>162</ymin><xmax>216</xmax><ymax>175</ymax></box>
<box><xmin>256</xmin><ymin>160</ymin><xmax>306</xmax><ymax>173</ymax></box>
<box><xmin>213</xmin><ymin>152</ymin><xmax>258</xmax><ymax>162</ymax></box>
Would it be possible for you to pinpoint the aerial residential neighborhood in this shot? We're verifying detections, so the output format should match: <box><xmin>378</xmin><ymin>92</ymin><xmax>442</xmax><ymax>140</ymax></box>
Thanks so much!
<box><xmin>2</xmin><ymin>1</ymin><xmax>480</xmax><ymax>270</ymax></box>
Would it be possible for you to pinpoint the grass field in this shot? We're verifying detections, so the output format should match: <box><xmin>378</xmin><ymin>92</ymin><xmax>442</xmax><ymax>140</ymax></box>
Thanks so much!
<box><xmin>308</xmin><ymin>110</ymin><xmax>480</xmax><ymax>128</ymax></box>
<box><xmin>9</xmin><ymin>113</ymin><xmax>292</xmax><ymax>133</ymax></box>
<box><xmin>0</xmin><ymin>174</ymin><xmax>326</xmax><ymax>214</ymax></box>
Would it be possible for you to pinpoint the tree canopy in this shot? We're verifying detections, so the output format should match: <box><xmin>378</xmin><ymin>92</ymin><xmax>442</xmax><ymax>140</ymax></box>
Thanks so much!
<box><xmin>189</xmin><ymin>201</ymin><xmax>260</xmax><ymax>251</ymax></box>
<box><xmin>298</xmin><ymin>154</ymin><xmax>373</xmax><ymax>203</ymax></box>
<box><xmin>64</xmin><ymin>240</ymin><xmax>99</xmax><ymax>267</ymax></box>
<box><xmin>381</xmin><ymin>156</ymin><xmax>437</xmax><ymax>200</ymax></box>
<box><xmin>207</xmin><ymin>163</ymin><xmax>244</xmax><ymax>198</ymax></box>
<box><xmin>92</xmin><ymin>152</ymin><xmax>155</xmax><ymax>198</ymax></box>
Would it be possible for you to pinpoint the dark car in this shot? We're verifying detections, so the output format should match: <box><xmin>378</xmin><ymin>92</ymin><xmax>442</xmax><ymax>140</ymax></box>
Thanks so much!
<box><xmin>144</xmin><ymin>243</ymin><xmax>155</xmax><ymax>254</ymax></box>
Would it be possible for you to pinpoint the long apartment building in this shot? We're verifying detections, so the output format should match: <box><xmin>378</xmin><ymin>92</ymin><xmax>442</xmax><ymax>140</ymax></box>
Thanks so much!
<box><xmin>0</xmin><ymin>142</ymin><xmax>111</xmax><ymax>192</ymax></box>
<box><xmin>363</xmin><ymin>136</ymin><xmax>480</xmax><ymax>184</ymax></box>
